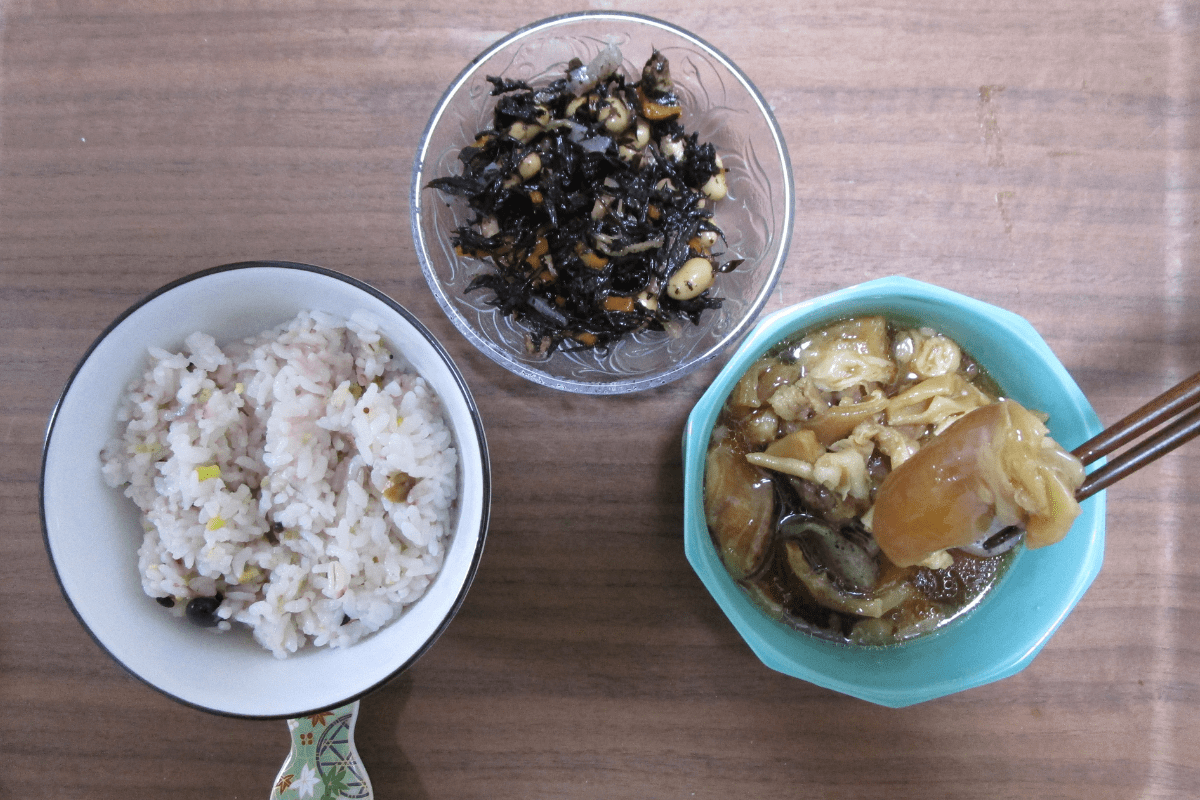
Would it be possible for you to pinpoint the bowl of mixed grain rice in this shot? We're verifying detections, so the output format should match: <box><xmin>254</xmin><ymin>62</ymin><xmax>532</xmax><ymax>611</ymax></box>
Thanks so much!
<box><xmin>41</xmin><ymin>261</ymin><xmax>490</xmax><ymax>718</ymax></box>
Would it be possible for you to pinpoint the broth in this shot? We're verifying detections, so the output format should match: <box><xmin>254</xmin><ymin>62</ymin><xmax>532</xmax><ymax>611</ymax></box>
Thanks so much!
<box><xmin>704</xmin><ymin>315</ymin><xmax>1020</xmax><ymax>645</ymax></box>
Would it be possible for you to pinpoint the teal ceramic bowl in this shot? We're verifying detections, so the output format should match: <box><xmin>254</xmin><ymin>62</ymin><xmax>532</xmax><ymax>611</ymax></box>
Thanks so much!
<box><xmin>682</xmin><ymin>276</ymin><xmax>1106</xmax><ymax>707</ymax></box>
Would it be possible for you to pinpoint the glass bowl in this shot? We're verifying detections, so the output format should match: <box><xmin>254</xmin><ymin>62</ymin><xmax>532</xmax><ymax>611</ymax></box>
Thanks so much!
<box><xmin>682</xmin><ymin>276</ymin><xmax>1106</xmax><ymax>707</ymax></box>
<box><xmin>41</xmin><ymin>262</ymin><xmax>491</xmax><ymax>718</ymax></box>
<box><xmin>411</xmin><ymin>11</ymin><xmax>793</xmax><ymax>394</ymax></box>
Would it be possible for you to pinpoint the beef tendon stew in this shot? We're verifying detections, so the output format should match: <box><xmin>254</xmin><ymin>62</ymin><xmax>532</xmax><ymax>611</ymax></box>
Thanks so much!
<box><xmin>703</xmin><ymin>316</ymin><xmax>1086</xmax><ymax>645</ymax></box>
<box><xmin>427</xmin><ymin>46</ymin><xmax>741</xmax><ymax>356</ymax></box>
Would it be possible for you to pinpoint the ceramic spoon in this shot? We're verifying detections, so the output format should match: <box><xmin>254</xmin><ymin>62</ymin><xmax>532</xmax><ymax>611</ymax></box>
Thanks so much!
<box><xmin>270</xmin><ymin>701</ymin><xmax>373</xmax><ymax>799</ymax></box>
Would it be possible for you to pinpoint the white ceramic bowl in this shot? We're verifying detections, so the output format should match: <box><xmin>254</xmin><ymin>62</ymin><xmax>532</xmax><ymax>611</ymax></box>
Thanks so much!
<box><xmin>41</xmin><ymin>262</ymin><xmax>491</xmax><ymax>718</ymax></box>
<box><xmin>412</xmin><ymin>11</ymin><xmax>793</xmax><ymax>393</ymax></box>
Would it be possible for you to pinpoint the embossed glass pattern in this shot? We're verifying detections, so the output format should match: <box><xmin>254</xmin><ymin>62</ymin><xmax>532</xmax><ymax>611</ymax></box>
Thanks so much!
<box><xmin>412</xmin><ymin>12</ymin><xmax>793</xmax><ymax>393</ymax></box>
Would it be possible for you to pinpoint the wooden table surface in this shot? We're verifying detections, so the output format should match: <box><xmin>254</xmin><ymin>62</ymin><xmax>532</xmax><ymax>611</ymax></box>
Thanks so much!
<box><xmin>4</xmin><ymin>1</ymin><xmax>1198</xmax><ymax>798</ymax></box>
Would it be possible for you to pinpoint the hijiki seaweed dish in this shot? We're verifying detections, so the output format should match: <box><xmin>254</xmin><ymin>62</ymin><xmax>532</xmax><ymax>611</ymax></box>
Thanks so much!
<box><xmin>426</xmin><ymin>44</ymin><xmax>741</xmax><ymax>356</ymax></box>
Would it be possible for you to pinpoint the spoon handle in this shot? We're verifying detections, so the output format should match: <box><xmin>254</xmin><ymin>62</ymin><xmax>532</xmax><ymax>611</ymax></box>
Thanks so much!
<box><xmin>270</xmin><ymin>701</ymin><xmax>374</xmax><ymax>799</ymax></box>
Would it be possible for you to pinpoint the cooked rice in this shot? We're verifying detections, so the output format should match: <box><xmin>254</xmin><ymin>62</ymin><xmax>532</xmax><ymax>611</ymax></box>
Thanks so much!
<box><xmin>101</xmin><ymin>310</ymin><xmax>458</xmax><ymax>658</ymax></box>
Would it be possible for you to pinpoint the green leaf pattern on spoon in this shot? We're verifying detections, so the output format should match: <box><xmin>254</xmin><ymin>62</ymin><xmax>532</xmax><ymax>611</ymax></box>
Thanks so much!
<box><xmin>271</xmin><ymin>701</ymin><xmax>373</xmax><ymax>800</ymax></box>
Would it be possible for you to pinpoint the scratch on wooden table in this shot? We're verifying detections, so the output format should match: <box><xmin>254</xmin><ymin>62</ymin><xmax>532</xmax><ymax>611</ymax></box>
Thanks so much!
<box><xmin>980</xmin><ymin>85</ymin><xmax>1012</xmax><ymax>236</ymax></box>
<box><xmin>978</xmin><ymin>84</ymin><xmax>1007</xmax><ymax>168</ymax></box>
<box><xmin>994</xmin><ymin>190</ymin><xmax>1015</xmax><ymax>236</ymax></box>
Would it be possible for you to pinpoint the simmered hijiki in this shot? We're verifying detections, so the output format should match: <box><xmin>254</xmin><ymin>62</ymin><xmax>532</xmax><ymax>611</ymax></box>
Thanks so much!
<box><xmin>427</xmin><ymin>46</ymin><xmax>741</xmax><ymax>355</ymax></box>
<box><xmin>703</xmin><ymin>316</ymin><xmax>1084</xmax><ymax>645</ymax></box>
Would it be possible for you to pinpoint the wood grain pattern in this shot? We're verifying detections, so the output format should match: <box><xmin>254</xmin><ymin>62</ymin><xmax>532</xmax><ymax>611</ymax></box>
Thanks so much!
<box><xmin>3</xmin><ymin>1</ymin><xmax>1197</xmax><ymax>798</ymax></box>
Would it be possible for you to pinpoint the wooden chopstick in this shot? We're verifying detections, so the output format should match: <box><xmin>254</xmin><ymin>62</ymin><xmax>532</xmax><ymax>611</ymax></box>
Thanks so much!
<box><xmin>1072</xmin><ymin>370</ymin><xmax>1200</xmax><ymax>501</ymax></box>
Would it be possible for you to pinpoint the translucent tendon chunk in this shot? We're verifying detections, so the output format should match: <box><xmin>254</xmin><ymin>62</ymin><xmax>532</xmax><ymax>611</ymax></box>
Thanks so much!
<box><xmin>704</xmin><ymin>428</ymin><xmax>774</xmax><ymax>579</ymax></box>
<box><xmin>872</xmin><ymin>399</ymin><xmax>1086</xmax><ymax>567</ymax></box>
<box><xmin>886</xmin><ymin>373</ymin><xmax>994</xmax><ymax>432</ymax></box>
<box><xmin>795</xmin><ymin>316</ymin><xmax>895</xmax><ymax>393</ymax></box>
